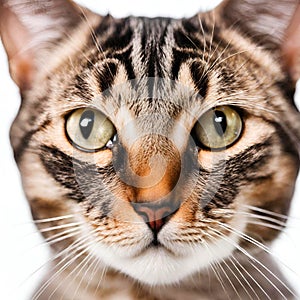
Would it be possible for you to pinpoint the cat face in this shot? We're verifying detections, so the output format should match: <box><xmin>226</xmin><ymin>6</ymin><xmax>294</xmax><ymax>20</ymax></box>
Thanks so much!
<box><xmin>1</xmin><ymin>0</ymin><xmax>300</xmax><ymax>286</ymax></box>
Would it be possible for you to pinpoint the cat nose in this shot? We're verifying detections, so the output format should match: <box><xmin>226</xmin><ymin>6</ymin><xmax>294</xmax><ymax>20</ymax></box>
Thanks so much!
<box><xmin>131</xmin><ymin>201</ymin><xmax>178</xmax><ymax>236</ymax></box>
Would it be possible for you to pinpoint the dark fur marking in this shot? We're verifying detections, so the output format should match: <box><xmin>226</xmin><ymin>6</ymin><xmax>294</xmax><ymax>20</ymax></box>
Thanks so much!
<box><xmin>102</xmin><ymin>20</ymin><xmax>133</xmax><ymax>50</ymax></box>
<box><xmin>73</xmin><ymin>74</ymin><xmax>94</xmax><ymax>100</ymax></box>
<box><xmin>201</xmin><ymin>139</ymin><xmax>273</xmax><ymax>214</ymax></box>
<box><xmin>14</xmin><ymin>119</ymin><xmax>52</xmax><ymax>163</ymax></box>
<box><xmin>190</xmin><ymin>60</ymin><xmax>209</xmax><ymax>98</ymax></box>
<box><xmin>96</xmin><ymin>62</ymin><xmax>118</xmax><ymax>92</ymax></box>
<box><xmin>40</xmin><ymin>145</ymin><xmax>116</xmax><ymax>218</ymax></box>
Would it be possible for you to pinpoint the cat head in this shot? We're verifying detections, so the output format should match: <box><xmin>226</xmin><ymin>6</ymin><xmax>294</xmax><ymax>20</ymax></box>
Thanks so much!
<box><xmin>1</xmin><ymin>0</ymin><xmax>300</xmax><ymax>286</ymax></box>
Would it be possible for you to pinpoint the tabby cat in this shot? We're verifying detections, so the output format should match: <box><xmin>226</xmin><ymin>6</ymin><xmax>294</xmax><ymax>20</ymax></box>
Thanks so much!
<box><xmin>1</xmin><ymin>0</ymin><xmax>300</xmax><ymax>299</ymax></box>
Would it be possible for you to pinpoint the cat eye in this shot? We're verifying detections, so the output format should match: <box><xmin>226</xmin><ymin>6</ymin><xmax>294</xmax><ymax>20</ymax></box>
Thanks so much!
<box><xmin>66</xmin><ymin>108</ymin><xmax>116</xmax><ymax>151</ymax></box>
<box><xmin>194</xmin><ymin>106</ymin><xmax>242</xmax><ymax>150</ymax></box>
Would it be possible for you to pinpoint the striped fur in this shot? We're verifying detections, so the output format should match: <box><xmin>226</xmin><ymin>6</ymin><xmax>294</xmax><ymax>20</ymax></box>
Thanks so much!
<box><xmin>1</xmin><ymin>0</ymin><xmax>300</xmax><ymax>299</ymax></box>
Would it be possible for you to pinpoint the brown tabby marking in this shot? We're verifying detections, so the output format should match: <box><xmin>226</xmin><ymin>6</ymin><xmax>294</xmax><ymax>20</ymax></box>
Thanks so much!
<box><xmin>1</xmin><ymin>0</ymin><xmax>300</xmax><ymax>299</ymax></box>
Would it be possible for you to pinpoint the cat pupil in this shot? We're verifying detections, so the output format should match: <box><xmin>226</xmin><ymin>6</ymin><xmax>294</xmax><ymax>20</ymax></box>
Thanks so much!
<box><xmin>213</xmin><ymin>110</ymin><xmax>227</xmax><ymax>136</ymax></box>
<box><xmin>79</xmin><ymin>110</ymin><xmax>95</xmax><ymax>139</ymax></box>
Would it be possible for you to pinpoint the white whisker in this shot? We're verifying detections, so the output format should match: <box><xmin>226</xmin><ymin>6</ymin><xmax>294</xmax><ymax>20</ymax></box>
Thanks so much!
<box><xmin>33</xmin><ymin>215</ymin><xmax>76</xmax><ymax>224</ymax></box>
<box><xmin>208</xmin><ymin>226</ymin><xmax>296</xmax><ymax>299</ymax></box>
<box><xmin>33</xmin><ymin>237</ymin><xmax>97</xmax><ymax>300</ymax></box>
<box><xmin>244</xmin><ymin>205</ymin><xmax>298</xmax><ymax>221</ymax></box>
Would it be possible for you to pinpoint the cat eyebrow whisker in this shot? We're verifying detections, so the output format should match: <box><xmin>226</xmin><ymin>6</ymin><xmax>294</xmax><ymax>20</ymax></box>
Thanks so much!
<box><xmin>207</xmin><ymin>34</ymin><xmax>241</xmax><ymax>71</ymax></box>
<box><xmin>207</xmin><ymin>11</ymin><xmax>216</xmax><ymax>65</ymax></box>
<box><xmin>197</xmin><ymin>14</ymin><xmax>208</xmax><ymax>63</ymax></box>
<box><xmin>213</xmin><ymin>50</ymin><xmax>249</xmax><ymax>72</ymax></box>
<box><xmin>58</xmin><ymin>29</ymin><xmax>106</xmax><ymax>82</ymax></box>
<box><xmin>212</xmin><ymin>96</ymin><xmax>278</xmax><ymax>114</ymax></box>
<box><xmin>75</xmin><ymin>4</ymin><xmax>116</xmax><ymax>79</ymax></box>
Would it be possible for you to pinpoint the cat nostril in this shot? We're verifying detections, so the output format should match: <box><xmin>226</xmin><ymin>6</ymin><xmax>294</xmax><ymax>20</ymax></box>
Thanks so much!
<box><xmin>130</xmin><ymin>201</ymin><xmax>178</xmax><ymax>236</ymax></box>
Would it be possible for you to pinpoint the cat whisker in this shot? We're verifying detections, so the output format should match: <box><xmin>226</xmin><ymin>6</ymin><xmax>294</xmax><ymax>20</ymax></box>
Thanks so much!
<box><xmin>33</xmin><ymin>214</ymin><xmax>76</xmax><ymax>224</ymax></box>
<box><xmin>201</xmin><ymin>240</ymin><xmax>231</xmax><ymax>299</ymax></box>
<box><xmin>215</xmin><ymin>221</ymin><xmax>300</xmax><ymax>279</ymax></box>
<box><xmin>43</xmin><ymin>227</ymin><xmax>82</xmax><ymax>245</ymax></box>
<box><xmin>227</xmin><ymin>255</ymin><xmax>258</xmax><ymax>300</ymax></box>
<box><xmin>229</xmin><ymin>254</ymin><xmax>263</xmax><ymax>299</ymax></box>
<box><xmin>206</xmin><ymin>232</ymin><xmax>254</xmax><ymax>300</ymax></box>
<box><xmin>216</xmin><ymin>221</ymin><xmax>272</xmax><ymax>252</ymax></box>
<box><xmin>247</xmin><ymin>220</ymin><xmax>287</xmax><ymax>232</ymax></box>
<box><xmin>92</xmin><ymin>260</ymin><xmax>108</xmax><ymax>298</ymax></box>
<box><xmin>10</xmin><ymin>214</ymin><xmax>76</xmax><ymax>227</ymax></box>
<box><xmin>46</xmin><ymin>232</ymin><xmax>84</xmax><ymax>252</ymax></box>
<box><xmin>51</xmin><ymin>243</ymin><xmax>98</xmax><ymax>300</ymax></box>
<box><xmin>19</xmin><ymin>228</ymin><xmax>93</xmax><ymax>295</ymax></box>
<box><xmin>208</xmin><ymin>226</ymin><xmax>296</xmax><ymax>299</ymax></box>
<box><xmin>209</xmin><ymin>240</ymin><xmax>243</xmax><ymax>299</ymax></box>
<box><xmin>32</xmin><ymin>234</ymin><xmax>98</xmax><ymax>300</ymax></box>
<box><xmin>70</xmin><ymin>248</ymin><xmax>100</xmax><ymax>300</ymax></box>
<box><xmin>206</xmin><ymin>224</ymin><xmax>271</xmax><ymax>299</ymax></box>
<box><xmin>19</xmin><ymin>221</ymin><xmax>86</xmax><ymax>239</ymax></box>
<box><xmin>205</xmin><ymin>228</ymin><xmax>272</xmax><ymax>300</ymax></box>
<box><xmin>79</xmin><ymin>253</ymin><xmax>104</xmax><ymax>298</ymax></box>
<box><xmin>37</xmin><ymin>221</ymin><xmax>85</xmax><ymax>234</ymax></box>
<box><xmin>234</xmin><ymin>211</ymin><xmax>288</xmax><ymax>228</ymax></box>
<box><xmin>19</xmin><ymin>228</ymin><xmax>82</xmax><ymax>258</ymax></box>
<box><xmin>244</xmin><ymin>204</ymin><xmax>300</xmax><ymax>221</ymax></box>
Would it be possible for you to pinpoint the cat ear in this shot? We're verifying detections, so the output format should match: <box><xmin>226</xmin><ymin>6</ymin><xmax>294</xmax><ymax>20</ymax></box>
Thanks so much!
<box><xmin>0</xmin><ymin>0</ymin><xmax>83</xmax><ymax>90</ymax></box>
<box><xmin>218</xmin><ymin>0</ymin><xmax>300</xmax><ymax>84</ymax></box>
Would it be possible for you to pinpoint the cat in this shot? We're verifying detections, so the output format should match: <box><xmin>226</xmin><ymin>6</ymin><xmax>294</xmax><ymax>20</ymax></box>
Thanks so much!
<box><xmin>1</xmin><ymin>0</ymin><xmax>300</xmax><ymax>299</ymax></box>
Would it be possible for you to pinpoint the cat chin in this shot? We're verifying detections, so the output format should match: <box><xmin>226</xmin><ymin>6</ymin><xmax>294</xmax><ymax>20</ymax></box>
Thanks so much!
<box><xmin>90</xmin><ymin>235</ymin><xmax>238</xmax><ymax>285</ymax></box>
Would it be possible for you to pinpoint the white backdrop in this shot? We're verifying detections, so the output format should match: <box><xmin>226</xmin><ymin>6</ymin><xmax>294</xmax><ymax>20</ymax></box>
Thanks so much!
<box><xmin>0</xmin><ymin>1</ymin><xmax>300</xmax><ymax>299</ymax></box>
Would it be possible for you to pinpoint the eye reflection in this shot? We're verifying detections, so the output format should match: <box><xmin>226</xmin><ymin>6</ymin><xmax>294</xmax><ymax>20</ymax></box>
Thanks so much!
<box><xmin>66</xmin><ymin>108</ymin><xmax>116</xmax><ymax>151</ymax></box>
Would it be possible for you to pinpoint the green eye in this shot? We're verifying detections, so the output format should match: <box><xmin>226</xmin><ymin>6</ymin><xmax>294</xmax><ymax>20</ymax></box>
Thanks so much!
<box><xmin>194</xmin><ymin>106</ymin><xmax>242</xmax><ymax>150</ymax></box>
<box><xmin>66</xmin><ymin>108</ymin><xmax>116</xmax><ymax>151</ymax></box>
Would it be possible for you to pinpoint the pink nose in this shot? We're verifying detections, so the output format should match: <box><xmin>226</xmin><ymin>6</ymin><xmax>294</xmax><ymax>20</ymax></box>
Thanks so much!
<box><xmin>131</xmin><ymin>201</ymin><xmax>177</xmax><ymax>234</ymax></box>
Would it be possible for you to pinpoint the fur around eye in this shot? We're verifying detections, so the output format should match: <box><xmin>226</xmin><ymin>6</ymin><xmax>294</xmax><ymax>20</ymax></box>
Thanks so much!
<box><xmin>66</xmin><ymin>108</ymin><xmax>116</xmax><ymax>151</ymax></box>
<box><xmin>194</xmin><ymin>106</ymin><xmax>243</xmax><ymax>150</ymax></box>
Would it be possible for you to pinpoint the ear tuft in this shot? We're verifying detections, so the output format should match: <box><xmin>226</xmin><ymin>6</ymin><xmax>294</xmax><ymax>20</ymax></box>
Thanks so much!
<box><xmin>218</xmin><ymin>0</ymin><xmax>300</xmax><ymax>83</ymax></box>
<box><xmin>0</xmin><ymin>0</ymin><xmax>83</xmax><ymax>90</ymax></box>
<box><xmin>282</xmin><ymin>4</ymin><xmax>300</xmax><ymax>83</ymax></box>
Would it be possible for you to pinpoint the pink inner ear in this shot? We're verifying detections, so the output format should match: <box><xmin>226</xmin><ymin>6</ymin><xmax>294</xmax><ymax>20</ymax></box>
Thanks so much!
<box><xmin>282</xmin><ymin>4</ymin><xmax>300</xmax><ymax>83</ymax></box>
<box><xmin>0</xmin><ymin>5</ymin><xmax>35</xmax><ymax>90</ymax></box>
